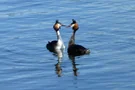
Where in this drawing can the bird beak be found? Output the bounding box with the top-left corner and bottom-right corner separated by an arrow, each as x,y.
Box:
59,22 -> 66,27
61,24 -> 66,27
66,24 -> 72,28
67,23 -> 75,28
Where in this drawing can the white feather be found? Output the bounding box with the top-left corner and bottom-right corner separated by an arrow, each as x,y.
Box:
71,24 -> 75,27
57,23 -> 61,28
56,31 -> 65,50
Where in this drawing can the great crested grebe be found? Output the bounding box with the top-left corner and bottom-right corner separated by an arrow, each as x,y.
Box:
67,19 -> 90,56
46,20 -> 65,53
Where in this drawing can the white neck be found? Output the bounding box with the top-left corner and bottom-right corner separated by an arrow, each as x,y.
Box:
56,31 -> 62,40
56,31 -> 65,49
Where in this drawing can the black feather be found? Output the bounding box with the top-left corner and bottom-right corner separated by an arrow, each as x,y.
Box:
68,44 -> 89,56
46,40 -> 57,52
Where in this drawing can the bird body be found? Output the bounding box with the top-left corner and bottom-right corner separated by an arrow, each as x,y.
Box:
68,44 -> 90,56
46,20 -> 65,53
67,19 -> 90,56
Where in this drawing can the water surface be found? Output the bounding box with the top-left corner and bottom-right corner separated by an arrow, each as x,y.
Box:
0,0 -> 135,90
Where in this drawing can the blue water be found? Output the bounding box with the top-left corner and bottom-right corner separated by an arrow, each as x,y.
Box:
0,0 -> 135,90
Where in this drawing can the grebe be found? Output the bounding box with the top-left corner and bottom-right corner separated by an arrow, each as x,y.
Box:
67,19 -> 90,56
46,20 -> 65,53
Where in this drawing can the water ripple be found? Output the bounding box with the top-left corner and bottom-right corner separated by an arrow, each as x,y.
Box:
0,0 -> 135,90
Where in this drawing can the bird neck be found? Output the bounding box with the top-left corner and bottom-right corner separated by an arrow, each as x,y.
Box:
56,30 -> 62,41
68,30 -> 76,47
56,30 -> 65,49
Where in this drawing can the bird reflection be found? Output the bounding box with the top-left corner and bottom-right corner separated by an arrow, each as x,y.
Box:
46,46 -> 63,77
69,55 -> 78,76
55,49 -> 63,77
55,61 -> 62,77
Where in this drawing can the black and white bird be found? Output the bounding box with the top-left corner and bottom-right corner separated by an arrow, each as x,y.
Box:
67,19 -> 90,56
46,20 -> 65,53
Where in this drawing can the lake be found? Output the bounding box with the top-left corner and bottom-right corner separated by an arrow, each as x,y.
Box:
0,0 -> 135,90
